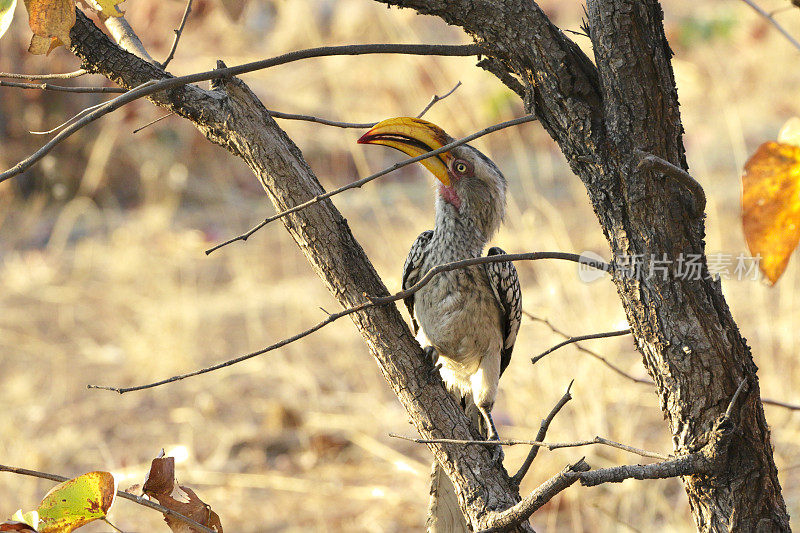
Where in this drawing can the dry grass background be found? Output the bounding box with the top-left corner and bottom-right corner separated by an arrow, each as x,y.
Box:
1,0 -> 799,531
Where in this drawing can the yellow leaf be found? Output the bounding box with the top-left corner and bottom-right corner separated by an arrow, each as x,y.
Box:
742,141 -> 800,284
83,0 -> 123,17
22,0 -> 75,51
9,509 -> 38,530
0,0 -> 16,40
37,471 -> 117,533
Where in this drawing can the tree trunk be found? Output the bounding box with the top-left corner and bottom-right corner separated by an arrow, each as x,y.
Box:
374,0 -> 790,530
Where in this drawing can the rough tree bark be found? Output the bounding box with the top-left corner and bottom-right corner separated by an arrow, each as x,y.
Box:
370,0 -> 790,531
57,0 -> 791,530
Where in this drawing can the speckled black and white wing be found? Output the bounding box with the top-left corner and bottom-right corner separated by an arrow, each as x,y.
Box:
401,230 -> 434,334
485,246 -> 522,375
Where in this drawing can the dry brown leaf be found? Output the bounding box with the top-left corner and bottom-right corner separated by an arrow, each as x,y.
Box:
142,454 -> 223,533
742,141 -> 800,284
22,0 -> 74,52
0,521 -> 38,532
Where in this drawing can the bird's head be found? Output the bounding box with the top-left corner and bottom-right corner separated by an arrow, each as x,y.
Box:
358,117 -> 507,239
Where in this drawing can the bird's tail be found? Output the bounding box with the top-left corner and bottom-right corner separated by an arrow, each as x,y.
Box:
427,460 -> 469,532
427,396 -> 486,532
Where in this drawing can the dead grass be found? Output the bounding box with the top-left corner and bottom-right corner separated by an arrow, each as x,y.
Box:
1,0 -> 799,531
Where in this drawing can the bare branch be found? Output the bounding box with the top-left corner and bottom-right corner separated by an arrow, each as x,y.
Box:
479,459 -> 591,533
416,81 -> 461,118
725,378 -> 750,419
390,433 -> 670,461
265,81 -> 461,129
531,328 -> 632,365
31,101 -> 109,135
0,42 -> 480,184
133,112 -> 177,134
87,251 -> 610,393
578,454 -> 704,487
762,398 -> 800,411
0,69 -> 88,80
0,80 -> 125,93
0,464 -> 215,533
266,111 -> 375,129
524,311 -> 651,384
740,0 -> 800,52
161,0 -> 194,68
512,380 -> 574,485
204,114 -> 537,254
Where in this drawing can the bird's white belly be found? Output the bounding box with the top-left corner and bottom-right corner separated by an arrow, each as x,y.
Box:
415,270 -> 503,374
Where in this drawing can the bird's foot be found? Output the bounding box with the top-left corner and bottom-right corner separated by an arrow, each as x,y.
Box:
423,346 -> 442,381
480,410 -> 504,463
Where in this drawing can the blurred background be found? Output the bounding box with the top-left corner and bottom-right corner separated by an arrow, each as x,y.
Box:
1,0 -> 799,530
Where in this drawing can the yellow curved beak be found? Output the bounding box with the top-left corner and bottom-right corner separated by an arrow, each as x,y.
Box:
358,117 -> 454,186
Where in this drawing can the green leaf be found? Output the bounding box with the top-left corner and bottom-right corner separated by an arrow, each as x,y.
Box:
0,0 -> 16,40
37,471 -> 117,533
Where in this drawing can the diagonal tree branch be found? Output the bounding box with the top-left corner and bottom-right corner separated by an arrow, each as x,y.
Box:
63,13 -> 529,530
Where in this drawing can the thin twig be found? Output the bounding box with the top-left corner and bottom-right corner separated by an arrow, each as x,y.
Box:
512,380 -> 574,485
389,433 -> 670,460
740,0 -> 800,52
204,114 -> 537,254
523,312 -> 799,412
133,111 -> 176,134
416,81 -> 461,118
524,311 -> 651,384
0,464 -> 215,533
265,81 -> 461,130
0,69 -> 88,80
0,43 -> 481,184
161,0 -> 194,68
267,111 -> 375,129
725,378 -> 749,419
762,398 -> 800,411
87,252 -> 611,393
30,101 -> 109,135
0,80 -> 125,93
531,329 -> 632,365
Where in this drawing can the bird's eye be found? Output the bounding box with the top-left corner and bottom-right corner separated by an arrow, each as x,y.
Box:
454,161 -> 469,174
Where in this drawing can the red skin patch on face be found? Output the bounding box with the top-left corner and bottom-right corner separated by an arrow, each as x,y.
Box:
439,183 -> 462,210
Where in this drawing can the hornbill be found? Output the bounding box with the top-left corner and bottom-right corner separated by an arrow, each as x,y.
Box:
359,117 -> 522,531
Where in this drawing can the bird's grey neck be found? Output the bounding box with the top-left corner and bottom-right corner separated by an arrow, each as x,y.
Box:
431,198 -> 488,260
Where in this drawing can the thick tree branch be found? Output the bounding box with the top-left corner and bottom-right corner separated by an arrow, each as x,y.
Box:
478,459 -> 591,533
